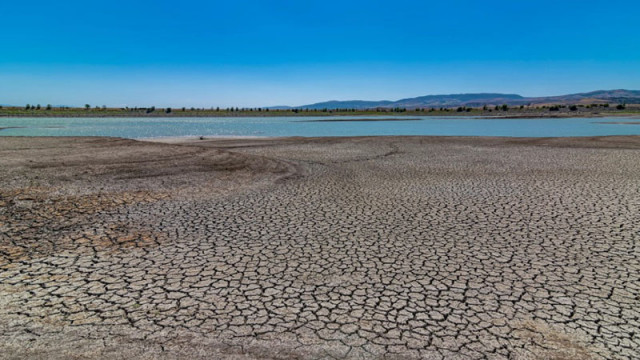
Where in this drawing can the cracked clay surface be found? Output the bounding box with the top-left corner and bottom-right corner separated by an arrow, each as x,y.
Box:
0,136 -> 639,359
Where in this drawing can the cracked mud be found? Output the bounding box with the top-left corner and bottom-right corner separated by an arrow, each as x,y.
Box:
1,136 -> 639,359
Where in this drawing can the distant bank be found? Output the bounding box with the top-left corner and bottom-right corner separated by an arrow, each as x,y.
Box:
1,105 -> 639,118
4,89 -> 640,118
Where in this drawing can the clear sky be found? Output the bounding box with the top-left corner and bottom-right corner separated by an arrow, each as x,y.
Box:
1,0 -> 639,107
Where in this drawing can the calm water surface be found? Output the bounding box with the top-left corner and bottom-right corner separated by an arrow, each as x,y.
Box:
1,116 -> 639,138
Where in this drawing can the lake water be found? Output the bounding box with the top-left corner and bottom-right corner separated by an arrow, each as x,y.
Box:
1,116 -> 639,138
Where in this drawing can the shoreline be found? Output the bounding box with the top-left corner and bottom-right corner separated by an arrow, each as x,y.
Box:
138,135 -> 640,151
1,111 -> 639,119
4,133 -> 640,143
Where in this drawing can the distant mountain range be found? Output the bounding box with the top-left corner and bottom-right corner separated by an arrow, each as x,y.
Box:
275,89 -> 640,109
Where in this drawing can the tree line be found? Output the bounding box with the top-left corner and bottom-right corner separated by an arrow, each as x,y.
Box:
14,103 -> 628,113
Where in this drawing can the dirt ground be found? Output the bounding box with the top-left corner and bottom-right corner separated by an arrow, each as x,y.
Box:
1,135 -> 639,359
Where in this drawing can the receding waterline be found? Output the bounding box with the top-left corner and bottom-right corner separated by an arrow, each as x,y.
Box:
293,118 -> 422,122
2,116 -> 640,138
593,121 -> 640,125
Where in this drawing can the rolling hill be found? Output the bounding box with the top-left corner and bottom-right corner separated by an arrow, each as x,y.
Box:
288,89 -> 640,109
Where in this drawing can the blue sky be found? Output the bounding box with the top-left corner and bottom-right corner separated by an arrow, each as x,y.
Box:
1,0 -> 639,107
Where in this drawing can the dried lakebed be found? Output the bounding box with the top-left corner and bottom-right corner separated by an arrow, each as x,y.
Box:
0,136 -> 639,359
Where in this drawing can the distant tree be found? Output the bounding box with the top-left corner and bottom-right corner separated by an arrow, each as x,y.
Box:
519,105 -> 524,109
549,105 -> 560,111
166,107 -> 172,113
85,104 -> 90,109
494,105 -> 500,111
569,105 -> 578,111
616,104 -> 626,110
190,107 -> 195,111
466,107 -> 472,112
102,105 -> 107,110
36,104 -> 41,110
25,104 -> 31,110
46,104 -> 52,110
501,104 -> 508,111
182,107 -> 186,112
482,105 -> 488,111
456,107 -> 464,112
603,103 -> 609,108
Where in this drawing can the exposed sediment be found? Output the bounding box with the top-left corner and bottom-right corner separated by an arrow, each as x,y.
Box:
1,136 -> 639,359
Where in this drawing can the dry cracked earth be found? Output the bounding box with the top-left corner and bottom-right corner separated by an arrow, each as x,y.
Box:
0,135 -> 639,359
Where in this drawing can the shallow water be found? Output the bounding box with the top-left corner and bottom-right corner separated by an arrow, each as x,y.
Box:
1,116 -> 639,138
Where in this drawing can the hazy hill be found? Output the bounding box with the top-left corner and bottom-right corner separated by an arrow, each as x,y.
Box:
393,93 -> 524,108
289,89 -> 640,109
294,100 -> 394,110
